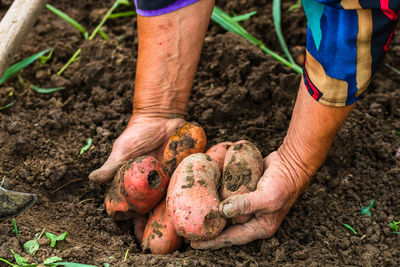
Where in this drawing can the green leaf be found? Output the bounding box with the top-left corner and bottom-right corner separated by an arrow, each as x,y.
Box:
103,264 -> 110,267
108,11 -> 136,19
12,218 -> 18,236
0,49 -> 51,85
0,257 -> 17,267
272,0 -> 295,64
44,256 -> 63,265
388,220 -> 400,233
289,0 -> 302,11
80,138 -> 93,155
46,232 -> 68,248
231,11 -> 257,22
31,85 -> 65,94
23,240 -> 40,256
361,198 -> 375,216
10,249 -> 38,267
0,101 -> 16,110
39,49 -> 54,65
211,6 -> 302,74
343,224 -> 358,235
46,4 -> 88,39
52,263 -> 98,267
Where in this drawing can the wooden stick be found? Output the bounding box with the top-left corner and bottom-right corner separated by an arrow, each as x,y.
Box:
0,0 -> 46,77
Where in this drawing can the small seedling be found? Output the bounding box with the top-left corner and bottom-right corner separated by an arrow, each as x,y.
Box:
0,49 -> 51,85
289,0 -> 302,11
80,138 -> 93,155
23,228 -> 45,256
211,7 -> 302,74
343,224 -> 358,235
231,11 -> 257,22
108,10 -> 136,19
385,63 -> 400,76
361,198 -> 375,216
10,249 -> 37,267
12,219 -> 18,236
57,0 -> 132,75
388,220 -> 400,234
272,0 -> 296,65
46,231 -> 68,248
31,85 -> 65,94
39,49 -> 54,65
124,249 -> 129,262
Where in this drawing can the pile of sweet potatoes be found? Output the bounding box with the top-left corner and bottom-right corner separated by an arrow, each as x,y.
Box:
104,122 -> 264,254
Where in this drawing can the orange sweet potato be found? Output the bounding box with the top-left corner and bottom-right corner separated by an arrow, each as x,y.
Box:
162,122 -> 207,177
220,140 -> 263,224
166,153 -> 226,241
142,198 -> 183,255
105,156 -> 169,219
205,142 -> 233,172
104,166 -> 136,220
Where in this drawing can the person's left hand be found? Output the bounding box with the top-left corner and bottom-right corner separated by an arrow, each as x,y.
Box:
191,151 -> 309,250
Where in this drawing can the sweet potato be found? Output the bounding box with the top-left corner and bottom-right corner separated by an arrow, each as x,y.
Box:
162,122 -> 207,177
167,153 -> 226,241
142,199 -> 183,255
205,142 -> 233,172
220,140 -> 263,224
104,166 -> 136,220
105,156 -> 169,219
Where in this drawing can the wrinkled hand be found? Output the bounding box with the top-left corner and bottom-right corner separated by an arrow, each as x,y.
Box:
191,151 -> 310,250
89,116 -> 185,183
89,115 -> 184,243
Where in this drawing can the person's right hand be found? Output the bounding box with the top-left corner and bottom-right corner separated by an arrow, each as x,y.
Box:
89,115 -> 185,183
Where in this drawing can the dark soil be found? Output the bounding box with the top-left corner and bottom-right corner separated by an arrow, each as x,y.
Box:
1,0 -> 399,266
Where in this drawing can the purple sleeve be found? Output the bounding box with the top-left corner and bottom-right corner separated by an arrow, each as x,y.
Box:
134,0 -> 199,16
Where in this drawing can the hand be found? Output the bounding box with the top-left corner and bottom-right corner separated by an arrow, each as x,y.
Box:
191,151 -> 310,250
89,115 -> 185,183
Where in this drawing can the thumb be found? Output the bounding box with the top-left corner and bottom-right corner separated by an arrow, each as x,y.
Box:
219,190 -> 268,219
88,156 -> 120,183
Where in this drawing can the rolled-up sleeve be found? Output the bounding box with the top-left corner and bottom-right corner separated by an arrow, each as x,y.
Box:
134,0 -> 199,16
302,0 -> 399,107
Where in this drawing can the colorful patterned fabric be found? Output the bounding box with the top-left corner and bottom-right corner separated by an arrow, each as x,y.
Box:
303,0 -> 400,106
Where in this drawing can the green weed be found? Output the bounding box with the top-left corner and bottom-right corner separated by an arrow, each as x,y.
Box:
80,138 -> 93,155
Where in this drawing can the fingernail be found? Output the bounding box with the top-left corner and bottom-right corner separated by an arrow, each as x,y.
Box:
222,202 -> 234,217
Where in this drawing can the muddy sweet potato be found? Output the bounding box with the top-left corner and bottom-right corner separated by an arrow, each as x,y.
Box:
166,153 -> 226,241
205,142 -> 233,172
142,198 -> 183,255
105,156 -> 169,219
104,166 -> 137,220
220,140 -> 263,224
162,122 -> 207,177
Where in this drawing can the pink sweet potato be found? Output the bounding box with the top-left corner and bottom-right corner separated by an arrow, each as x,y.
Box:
220,140 -> 263,224
205,142 -> 233,172
166,153 -> 226,241
105,156 -> 169,219
142,199 -> 183,255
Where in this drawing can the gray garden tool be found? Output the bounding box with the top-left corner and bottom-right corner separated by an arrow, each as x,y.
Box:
0,187 -> 37,219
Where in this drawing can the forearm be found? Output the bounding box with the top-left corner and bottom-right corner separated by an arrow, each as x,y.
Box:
133,0 -> 214,118
278,78 -> 355,194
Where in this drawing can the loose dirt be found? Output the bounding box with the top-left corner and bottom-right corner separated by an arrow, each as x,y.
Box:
0,0 -> 399,266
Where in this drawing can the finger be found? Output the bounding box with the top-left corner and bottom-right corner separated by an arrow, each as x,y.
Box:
191,217 -> 266,250
219,191 -> 267,219
89,157 -> 121,183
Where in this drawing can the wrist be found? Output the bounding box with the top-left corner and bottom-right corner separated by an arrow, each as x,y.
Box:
132,84 -> 187,119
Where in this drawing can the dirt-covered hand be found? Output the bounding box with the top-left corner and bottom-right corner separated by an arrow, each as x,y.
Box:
89,116 -> 185,183
191,151 -> 310,250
